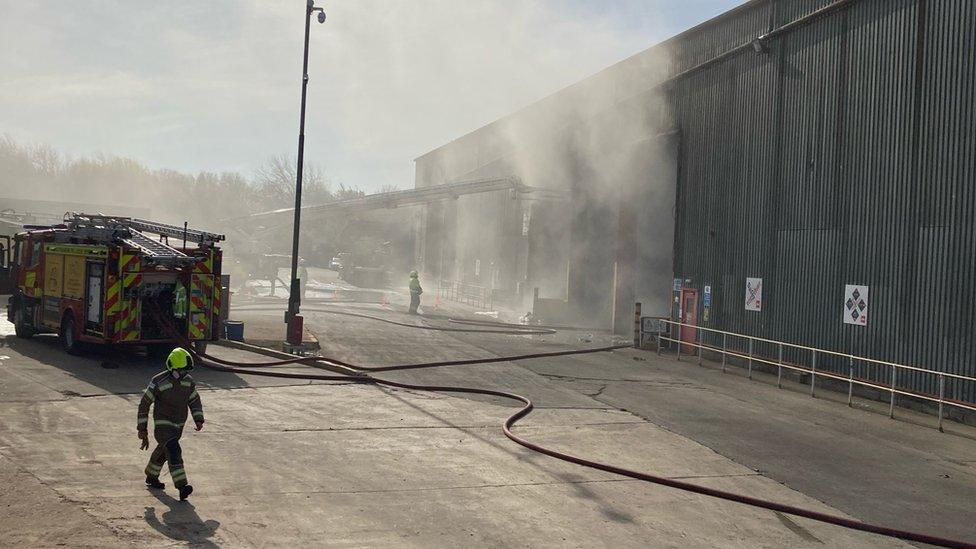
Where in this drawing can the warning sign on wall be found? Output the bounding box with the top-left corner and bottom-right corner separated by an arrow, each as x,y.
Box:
844,284 -> 868,326
745,278 -> 762,312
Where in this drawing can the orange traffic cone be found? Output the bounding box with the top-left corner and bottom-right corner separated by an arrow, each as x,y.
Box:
434,294 -> 442,310
380,293 -> 389,308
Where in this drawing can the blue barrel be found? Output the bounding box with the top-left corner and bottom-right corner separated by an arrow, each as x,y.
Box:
224,320 -> 245,342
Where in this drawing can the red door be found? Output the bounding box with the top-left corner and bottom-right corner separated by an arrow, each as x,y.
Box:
680,289 -> 698,355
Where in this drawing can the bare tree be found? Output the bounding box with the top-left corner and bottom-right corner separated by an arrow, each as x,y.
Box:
254,154 -> 333,209
0,137 -> 373,235
333,182 -> 366,201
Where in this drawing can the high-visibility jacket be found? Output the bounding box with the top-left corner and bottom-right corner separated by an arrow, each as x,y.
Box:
137,371 -> 204,432
409,277 -> 422,295
174,284 -> 188,319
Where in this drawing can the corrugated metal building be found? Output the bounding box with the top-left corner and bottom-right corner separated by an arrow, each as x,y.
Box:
414,0 -> 976,403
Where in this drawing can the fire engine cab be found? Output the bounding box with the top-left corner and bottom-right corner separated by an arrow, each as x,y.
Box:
6,213 -> 224,355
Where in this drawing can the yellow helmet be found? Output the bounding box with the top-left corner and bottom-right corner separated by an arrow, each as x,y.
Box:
166,347 -> 194,371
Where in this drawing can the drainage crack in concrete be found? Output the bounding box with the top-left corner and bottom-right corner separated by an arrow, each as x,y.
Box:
585,383 -> 609,399
96,473 -> 763,501
58,391 -> 110,399
533,372 -> 701,390
203,381 -> 360,392
0,398 -> 72,403
277,420 -> 645,433
533,372 -> 655,383
98,478 -> 639,499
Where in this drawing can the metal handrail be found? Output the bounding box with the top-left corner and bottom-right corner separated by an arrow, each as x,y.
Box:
652,318 -> 975,431
437,279 -> 494,311
659,319 -> 976,382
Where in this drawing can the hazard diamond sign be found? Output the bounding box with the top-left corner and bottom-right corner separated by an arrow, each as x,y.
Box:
843,284 -> 868,326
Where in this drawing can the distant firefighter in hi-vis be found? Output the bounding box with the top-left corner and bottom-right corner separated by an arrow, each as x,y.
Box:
137,347 -> 205,500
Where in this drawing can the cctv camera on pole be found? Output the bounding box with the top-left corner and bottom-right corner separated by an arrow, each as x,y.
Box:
286,0 -> 326,346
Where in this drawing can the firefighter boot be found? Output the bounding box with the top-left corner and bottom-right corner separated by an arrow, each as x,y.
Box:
179,484 -> 193,501
145,475 -> 165,489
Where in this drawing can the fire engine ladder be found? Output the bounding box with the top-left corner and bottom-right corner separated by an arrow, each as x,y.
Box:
129,218 -> 225,246
64,213 -> 222,263
122,230 -> 188,260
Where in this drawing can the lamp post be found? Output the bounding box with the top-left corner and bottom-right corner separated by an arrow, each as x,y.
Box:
286,0 -> 326,341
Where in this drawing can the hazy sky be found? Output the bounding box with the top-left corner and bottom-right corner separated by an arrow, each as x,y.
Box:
0,1 -> 741,192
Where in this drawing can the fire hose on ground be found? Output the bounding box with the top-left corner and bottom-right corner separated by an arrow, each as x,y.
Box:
231,304 -> 558,335
149,305 -> 975,549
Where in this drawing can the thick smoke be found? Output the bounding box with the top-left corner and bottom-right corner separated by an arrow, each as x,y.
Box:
419,46 -> 678,328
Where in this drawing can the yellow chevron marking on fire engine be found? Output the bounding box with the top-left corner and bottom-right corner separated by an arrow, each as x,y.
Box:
120,253 -> 141,273
118,274 -> 142,341
106,278 -> 122,337
192,249 -> 213,274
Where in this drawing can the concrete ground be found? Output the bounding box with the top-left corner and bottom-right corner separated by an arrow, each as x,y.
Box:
0,291 -> 968,547
231,293 -> 976,546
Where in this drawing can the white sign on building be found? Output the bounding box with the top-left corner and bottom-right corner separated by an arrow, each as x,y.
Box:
745,277 -> 762,311
844,284 -> 869,326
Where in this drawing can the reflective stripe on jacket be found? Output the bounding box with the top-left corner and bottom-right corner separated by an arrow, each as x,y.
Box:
137,371 -> 204,431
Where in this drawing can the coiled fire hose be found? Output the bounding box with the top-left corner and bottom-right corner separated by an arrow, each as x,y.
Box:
149,306 -> 975,549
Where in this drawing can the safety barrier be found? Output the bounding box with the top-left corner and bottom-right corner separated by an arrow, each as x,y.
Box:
648,318 -> 976,432
437,279 -> 493,310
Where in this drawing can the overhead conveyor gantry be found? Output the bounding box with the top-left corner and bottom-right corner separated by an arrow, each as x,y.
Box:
228,176 -> 567,230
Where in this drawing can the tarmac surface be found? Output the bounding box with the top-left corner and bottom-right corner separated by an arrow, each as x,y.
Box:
0,283 -> 971,547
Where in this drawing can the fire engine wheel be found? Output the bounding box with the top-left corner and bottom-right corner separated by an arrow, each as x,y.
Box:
192,341 -> 208,355
60,315 -> 82,355
13,307 -> 34,339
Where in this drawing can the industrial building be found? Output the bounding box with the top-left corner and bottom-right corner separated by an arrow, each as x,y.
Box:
412,0 -> 976,403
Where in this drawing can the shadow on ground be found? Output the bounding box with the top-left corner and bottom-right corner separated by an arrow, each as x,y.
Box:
144,489 -> 220,548
1,333 -> 254,395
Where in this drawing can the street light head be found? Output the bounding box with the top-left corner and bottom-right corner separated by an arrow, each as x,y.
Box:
317,10 -> 326,23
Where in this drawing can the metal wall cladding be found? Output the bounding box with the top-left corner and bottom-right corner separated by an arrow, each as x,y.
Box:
669,1 -> 771,73
672,0 -> 976,403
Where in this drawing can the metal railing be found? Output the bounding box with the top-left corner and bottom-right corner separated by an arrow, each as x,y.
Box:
649,319 -> 976,432
437,279 -> 493,310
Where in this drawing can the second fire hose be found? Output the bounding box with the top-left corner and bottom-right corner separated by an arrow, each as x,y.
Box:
149,304 -> 976,549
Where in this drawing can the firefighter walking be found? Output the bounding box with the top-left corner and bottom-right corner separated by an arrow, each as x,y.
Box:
138,347 -> 205,501
408,270 -> 423,314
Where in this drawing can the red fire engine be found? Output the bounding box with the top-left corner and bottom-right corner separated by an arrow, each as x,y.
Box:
6,213 -> 223,355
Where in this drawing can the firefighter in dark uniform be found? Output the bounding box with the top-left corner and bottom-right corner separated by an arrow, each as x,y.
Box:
138,347 -> 205,500
408,270 -> 423,314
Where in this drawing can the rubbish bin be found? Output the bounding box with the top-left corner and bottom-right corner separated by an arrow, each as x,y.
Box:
225,320 -> 245,342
